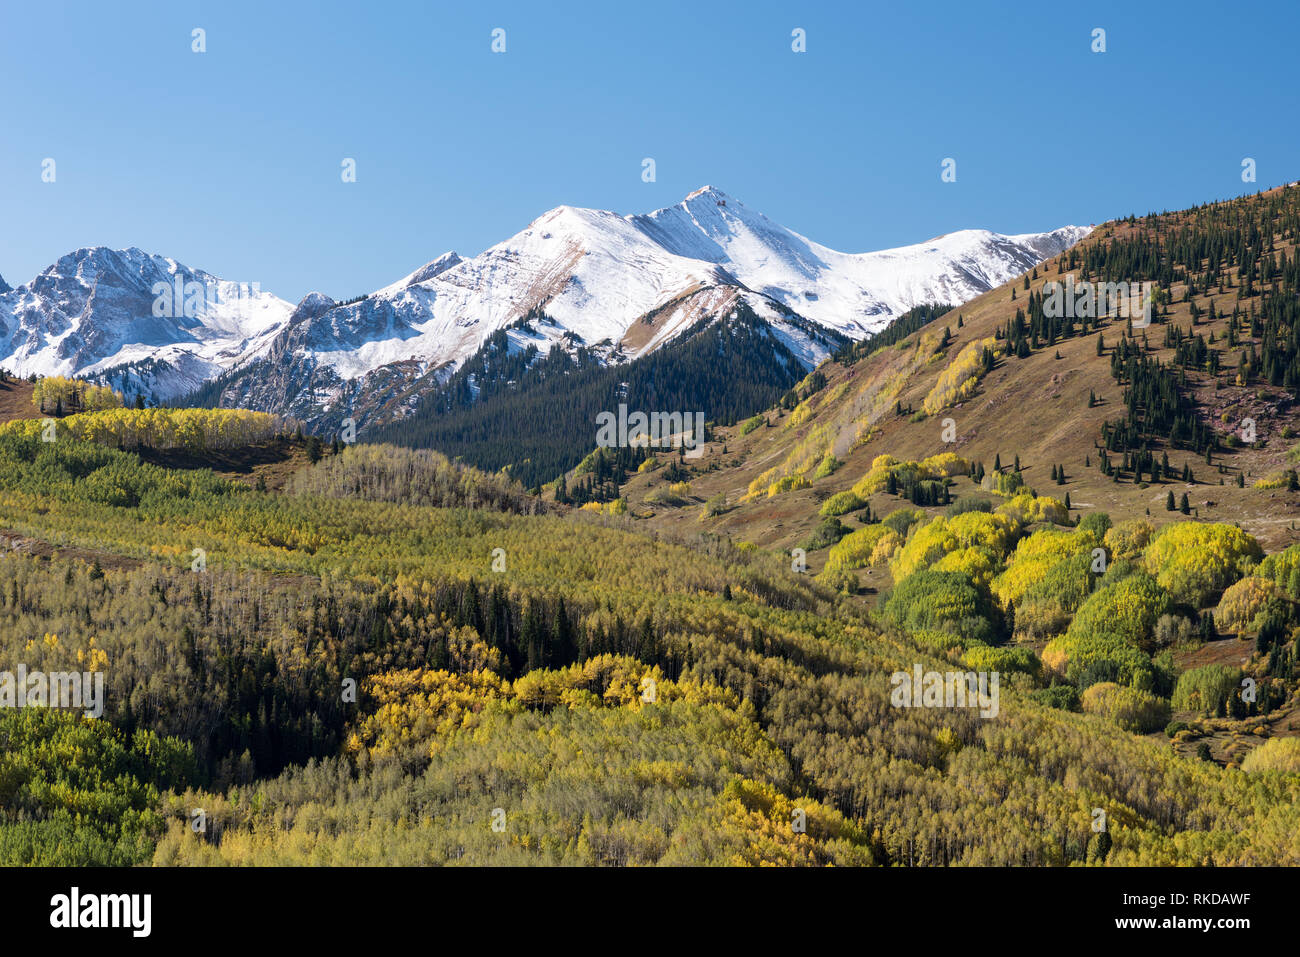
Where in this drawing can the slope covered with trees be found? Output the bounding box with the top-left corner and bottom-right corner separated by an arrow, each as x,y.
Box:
0,408 -> 1296,866
367,305 -> 837,489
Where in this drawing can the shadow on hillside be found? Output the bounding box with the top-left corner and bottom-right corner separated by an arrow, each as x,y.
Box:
135,437 -> 299,476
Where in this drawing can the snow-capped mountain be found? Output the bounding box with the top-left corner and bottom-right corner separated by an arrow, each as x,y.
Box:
1,187 -> 1089,424
259,186 -> 1088,390
0,247 -> 291,398
632,187 -> 1090,338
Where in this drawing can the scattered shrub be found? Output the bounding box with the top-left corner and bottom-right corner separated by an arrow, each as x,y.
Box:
1103,519 -> 1155,561
881,507 -> 924,538
803,517 -> 850,552
824,525 -> 901,572
945,495 -> 993,517
819,490 -> 866,518
1241,737 -> 1300,774
1214,577 -> 1278,634
1029,684 -> 1080,712
962,645 -> 1040,680
1171,665 -> 1242,717
883,570 -> 1001,645
1143,522 -> 1263,607
1080,682 -> 1171,733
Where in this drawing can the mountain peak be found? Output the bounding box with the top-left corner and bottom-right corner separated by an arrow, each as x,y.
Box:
683,185 -> 733,204
378,251 -> 465,295
407,250 -> 463,284
0,272 -> 9,295
288,292 -> 338,326
296,291 -> 336,310
0,247 -> 291,396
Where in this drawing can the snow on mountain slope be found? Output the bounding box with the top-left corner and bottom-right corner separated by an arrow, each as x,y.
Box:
283,202 -> 743,385
375,251 -> 464,296
3,189 -> 1089,418
634,186 -> 1091,338
0,247 -> 291,398
275,187 -> 1089,388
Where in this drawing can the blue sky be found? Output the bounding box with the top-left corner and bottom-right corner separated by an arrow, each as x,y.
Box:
2,0 -> 1297,301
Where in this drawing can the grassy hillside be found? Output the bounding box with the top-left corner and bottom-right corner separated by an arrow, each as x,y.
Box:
0,377 -> 35,424
630,184 -> 1300,560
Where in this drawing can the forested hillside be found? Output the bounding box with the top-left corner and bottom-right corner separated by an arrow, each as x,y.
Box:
0,405 -> 1297,865
367,304 -> 841,489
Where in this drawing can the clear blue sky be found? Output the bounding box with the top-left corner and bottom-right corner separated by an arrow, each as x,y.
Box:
2,0 -> 1297,301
